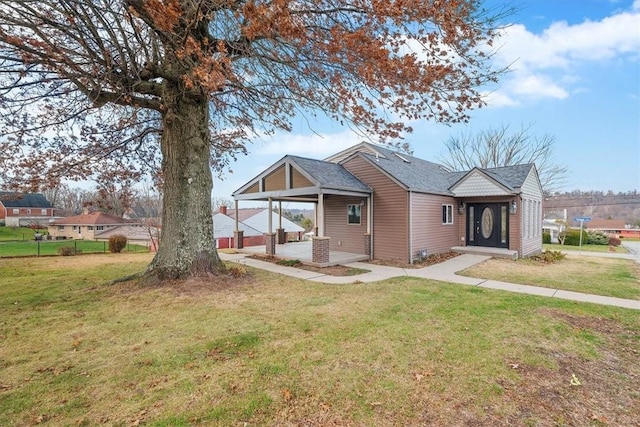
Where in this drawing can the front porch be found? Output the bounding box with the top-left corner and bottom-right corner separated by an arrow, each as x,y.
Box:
238,240 -> 370,267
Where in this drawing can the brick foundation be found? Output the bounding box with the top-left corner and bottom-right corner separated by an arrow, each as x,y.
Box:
276,228 -> 286,245
265,233 -> 276,256
312,236 -> 330,264
364,233 -> 371,257
233,230 -> 244,249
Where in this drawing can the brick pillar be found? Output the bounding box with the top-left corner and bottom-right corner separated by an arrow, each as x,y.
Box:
312,236 -> 330,264
364,233 -> 371,257
276,228 -> 286,245
265,233 -> 276,256
233,230 -> 244,249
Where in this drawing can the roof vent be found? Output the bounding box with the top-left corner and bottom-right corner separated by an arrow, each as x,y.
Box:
393,152 -> 410,163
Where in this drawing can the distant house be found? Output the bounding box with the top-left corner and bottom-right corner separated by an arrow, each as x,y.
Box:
94,225 -> 161,251
0,192 -> 56,227
213,210 -> 263,248
542,219 -> 566,243
225,206 -> 305,243
233,142 -> 543,264
580,219 -> 625,235
48,210 -> 135,240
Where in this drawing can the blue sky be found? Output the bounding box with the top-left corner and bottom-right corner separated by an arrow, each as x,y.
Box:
215,0 -> 640,202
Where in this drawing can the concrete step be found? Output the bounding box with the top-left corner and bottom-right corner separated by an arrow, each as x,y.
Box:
452,246 -> 518,260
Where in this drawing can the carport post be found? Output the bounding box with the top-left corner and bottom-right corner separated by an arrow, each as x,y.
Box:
317,193 -> 325,237
268,197 -> 273,234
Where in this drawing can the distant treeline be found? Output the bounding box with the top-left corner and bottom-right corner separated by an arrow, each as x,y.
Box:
544,190 -> 640,225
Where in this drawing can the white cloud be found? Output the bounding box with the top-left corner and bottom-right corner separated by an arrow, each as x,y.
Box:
508,74 -> 569,99
481,90 -> 520,107
489,4 -> 640,105
257,130 -> 365,158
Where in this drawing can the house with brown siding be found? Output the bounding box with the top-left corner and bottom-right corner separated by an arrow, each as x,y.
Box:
233,142 -> 543,265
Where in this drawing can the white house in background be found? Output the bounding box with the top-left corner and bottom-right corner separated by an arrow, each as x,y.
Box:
226,208 -> 305,242
542,219 -> 566,243
94,225 -> 161,251
213,211 -> 263,248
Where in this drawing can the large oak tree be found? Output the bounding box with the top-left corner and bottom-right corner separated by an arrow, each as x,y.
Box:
0,0 -> 509,283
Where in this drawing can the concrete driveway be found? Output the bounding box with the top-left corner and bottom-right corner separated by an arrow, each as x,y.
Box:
622,240 -> 640,254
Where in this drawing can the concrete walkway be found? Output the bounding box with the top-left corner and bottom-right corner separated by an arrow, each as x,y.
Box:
220,251 -> 640,311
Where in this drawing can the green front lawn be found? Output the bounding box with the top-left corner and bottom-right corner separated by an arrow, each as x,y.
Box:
0,254 -> 638,426
0,240 -> 149,257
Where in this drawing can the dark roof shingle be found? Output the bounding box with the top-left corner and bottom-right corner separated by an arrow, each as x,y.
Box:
0,192 -> 52,208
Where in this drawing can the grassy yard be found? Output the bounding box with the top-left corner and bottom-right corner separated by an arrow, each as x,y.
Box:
0,240 -> 149,257
461,255 -> 640,300
0,227 -> 37,242
544,243 -> 628,253
1,254 -> 639,426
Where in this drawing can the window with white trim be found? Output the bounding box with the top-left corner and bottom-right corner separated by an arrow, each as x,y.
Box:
96,225 -> 104,231
442,204 -> 454,224
41,209 -> 47,215
12,208 -> 19,214
347,204 -> 361,225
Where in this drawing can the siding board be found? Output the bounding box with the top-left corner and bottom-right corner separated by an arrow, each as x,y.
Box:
343,156 -> 408,261
411,193 -> 459,259
324,195 -> 367,254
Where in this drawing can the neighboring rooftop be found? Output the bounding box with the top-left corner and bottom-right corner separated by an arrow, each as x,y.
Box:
51,211 -> 132,226
0,192 -> 52,208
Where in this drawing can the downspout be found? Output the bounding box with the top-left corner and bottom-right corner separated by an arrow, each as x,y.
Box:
367,195 -> 372,259
409,190 -> 413,264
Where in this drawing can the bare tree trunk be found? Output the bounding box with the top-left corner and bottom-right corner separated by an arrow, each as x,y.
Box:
142,85 -> 225,283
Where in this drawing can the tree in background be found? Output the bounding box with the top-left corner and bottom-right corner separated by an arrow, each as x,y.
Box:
439,125 -> 568,195
0,0 -> 511,283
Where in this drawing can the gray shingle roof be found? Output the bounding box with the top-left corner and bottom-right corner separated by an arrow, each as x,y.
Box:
349,144 -> 534,195
0,192 -> 52,208
288,155 -> 372,193
482,164 -> 534,190
357,145 -> 456,195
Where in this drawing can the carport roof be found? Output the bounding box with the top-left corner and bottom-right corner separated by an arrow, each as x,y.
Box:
233,154 -> 371,201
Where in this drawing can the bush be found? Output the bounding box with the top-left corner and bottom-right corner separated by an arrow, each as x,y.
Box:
608,236 -> 622,247
586,231 -> 609,245
561,229 -> 588,246
277,259 -> 301,267
542,232 -> 551,244
108,235 -> 127,253
530,250 -> 566,264
58,246 -> 81,256
228,265 -> 247,278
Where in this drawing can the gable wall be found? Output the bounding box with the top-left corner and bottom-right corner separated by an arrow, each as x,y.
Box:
411,193 -> 459,259
324,195 -> 368,254
453,171 -> 510,197
0,202 -> 5,220
291,167 -> 313,188
264,165 -> 286,191
343,156 -> 409,262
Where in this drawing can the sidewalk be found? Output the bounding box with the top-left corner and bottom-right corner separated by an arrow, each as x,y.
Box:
220,252 -> 640,311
